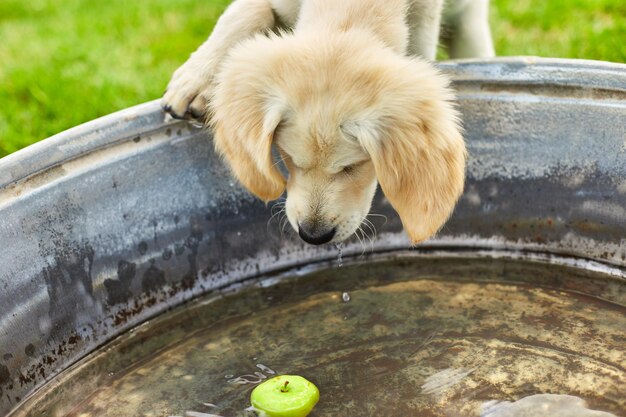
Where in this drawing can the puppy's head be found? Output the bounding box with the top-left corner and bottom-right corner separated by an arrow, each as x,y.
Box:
210,31 -> 465,245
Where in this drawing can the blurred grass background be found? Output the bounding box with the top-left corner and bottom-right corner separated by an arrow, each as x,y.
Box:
0,0 -> 624,157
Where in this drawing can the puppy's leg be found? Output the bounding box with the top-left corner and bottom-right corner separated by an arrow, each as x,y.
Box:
445,0 -> 494,58
162,0 -> 276,119
406,0 -> 445,60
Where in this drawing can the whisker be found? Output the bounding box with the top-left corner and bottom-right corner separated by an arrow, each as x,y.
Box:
269,203 -> 285,217
358,217 -> 375,252
272,156 -> 286,168
270,198 -> 286,206
270,207 -> 285,218
362,218 -> 377,241
267,208 -> 285,231
354,226 -> 365,256
280,214 -> 291,236
268,198 -> 287,233
362,226 -> 373,254
360,227 -> 373,256
367,212 -> 388,225
363,225 -> 375,252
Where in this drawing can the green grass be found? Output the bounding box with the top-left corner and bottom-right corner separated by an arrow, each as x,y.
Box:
0,0 -> 229,157
0,0 -> 624,157
491,0 -> 626,61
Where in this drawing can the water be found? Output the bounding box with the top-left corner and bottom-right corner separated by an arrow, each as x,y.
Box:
335,243 -> 343,267
11,257 -> 626,417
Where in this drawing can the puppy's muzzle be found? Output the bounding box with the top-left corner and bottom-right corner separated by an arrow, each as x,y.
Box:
298,221 -> 336,245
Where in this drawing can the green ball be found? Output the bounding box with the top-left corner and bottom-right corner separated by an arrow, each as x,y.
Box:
250,375 -> 319,417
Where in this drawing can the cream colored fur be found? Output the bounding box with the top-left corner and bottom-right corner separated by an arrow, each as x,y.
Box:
163,0 -> 494,245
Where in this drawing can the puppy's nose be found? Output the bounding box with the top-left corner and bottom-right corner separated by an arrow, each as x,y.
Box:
298,223 -> 336,245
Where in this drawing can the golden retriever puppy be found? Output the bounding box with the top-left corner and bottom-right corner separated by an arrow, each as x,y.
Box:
162,0 -> 494,245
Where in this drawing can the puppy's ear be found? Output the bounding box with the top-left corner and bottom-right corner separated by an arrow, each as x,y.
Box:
209,37 -> 288,202
345,58 -> 466,244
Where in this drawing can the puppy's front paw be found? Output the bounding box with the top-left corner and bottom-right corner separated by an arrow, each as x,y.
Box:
162,61 -> 213,121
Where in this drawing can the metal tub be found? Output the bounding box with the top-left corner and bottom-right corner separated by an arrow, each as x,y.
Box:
0,57 -> 624,415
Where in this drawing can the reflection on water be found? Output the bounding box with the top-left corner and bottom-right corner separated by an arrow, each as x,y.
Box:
482,394 -> 618,417
181,411 -> 228,417
227,364 -> 276,385
421,367 -> 475,395
10,257 -> 625,417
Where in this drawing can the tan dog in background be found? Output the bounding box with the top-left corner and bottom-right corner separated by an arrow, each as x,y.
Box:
162,0 -> 494,245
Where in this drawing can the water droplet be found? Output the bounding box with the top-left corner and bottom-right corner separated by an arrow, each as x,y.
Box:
108,372 -> 114,377
342,292 -> 351,302
335,243 -> 344,267
224,374 -> 234,379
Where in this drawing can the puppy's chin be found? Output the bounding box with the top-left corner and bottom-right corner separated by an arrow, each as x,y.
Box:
333,214 -> 372,243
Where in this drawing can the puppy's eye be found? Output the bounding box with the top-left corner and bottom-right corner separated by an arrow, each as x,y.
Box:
342,164 -> 356,174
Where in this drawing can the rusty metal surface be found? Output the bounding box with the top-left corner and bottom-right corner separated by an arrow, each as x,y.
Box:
0,57 -> 625,414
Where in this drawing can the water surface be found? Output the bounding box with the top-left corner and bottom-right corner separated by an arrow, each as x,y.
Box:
12,257 -> 626,417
